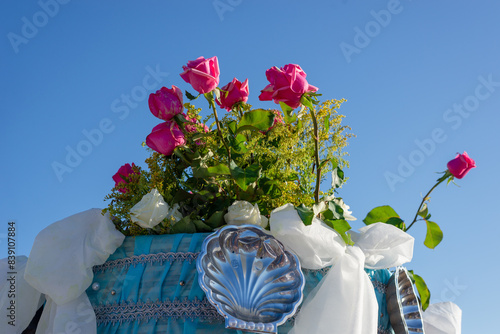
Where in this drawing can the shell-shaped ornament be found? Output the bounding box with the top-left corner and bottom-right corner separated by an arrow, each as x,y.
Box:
197,224 -> 305,333
387,266 -> 425,334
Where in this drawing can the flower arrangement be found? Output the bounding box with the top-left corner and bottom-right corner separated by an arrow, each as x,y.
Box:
103,56 -> 475,311
104,56 -> 353,238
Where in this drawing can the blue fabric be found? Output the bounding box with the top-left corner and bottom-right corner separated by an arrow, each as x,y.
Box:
365,268 -> 395,334
87,234 -> 392,333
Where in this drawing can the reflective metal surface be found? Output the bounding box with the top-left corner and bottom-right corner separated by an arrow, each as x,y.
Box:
387,266 -> 425,334
196,225 -> 305,333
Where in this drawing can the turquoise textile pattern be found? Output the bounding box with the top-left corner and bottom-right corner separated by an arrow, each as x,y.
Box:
365,268 -> 395,334
87,234 -> 393,333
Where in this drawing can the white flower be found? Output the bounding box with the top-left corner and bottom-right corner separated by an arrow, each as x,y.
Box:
323,195 -> 357,221
336,198 -> 356,221
130,188 -> 169,229
167,203 -> 183,223
224,201 -> 268,228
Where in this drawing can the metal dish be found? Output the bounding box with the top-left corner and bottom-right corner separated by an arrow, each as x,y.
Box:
386,266 -> 425,334
196,225 -> 305,333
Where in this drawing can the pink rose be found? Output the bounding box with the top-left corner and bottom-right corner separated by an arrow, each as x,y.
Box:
146,121 -> 186,156
447,152 -> 476,179
112,163 -> 138,193
180,56 -> 220,94
216,78 -> 249,111
259,64 -> 318,109
148,86 -> 184,121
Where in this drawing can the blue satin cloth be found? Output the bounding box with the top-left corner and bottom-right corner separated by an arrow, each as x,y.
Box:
87,234 -> 393,333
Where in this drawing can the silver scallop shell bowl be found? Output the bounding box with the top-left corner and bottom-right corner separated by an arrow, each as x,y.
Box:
387,266 -> 425,334
196,224 -> 305,333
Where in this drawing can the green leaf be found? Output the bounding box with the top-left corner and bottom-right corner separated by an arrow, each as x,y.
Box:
236,109 -> 275,133
279,101 -> 297,123
230,133 -> 248,154
229,161 -> 261,191
323,219 -> 352,245
171,216 -> 197,233
296,204 -> 314,226
172,189 -> 192,204
206,211 -> 226,229
408,270 -> 431,311
260,178 -> 282,198
300,95 -> 314,110
207,164 -> 230,175
185,90 -> 199,100
385,217 -> 406,230
192,219 -> 214,232
332,219 -> 351,235
424,220 -> 443,249
319,159 -> 330,170
323,116 -> 330,131
363,205 -> 401,225
331,167 -> 344,189
227,120 -> 237,134
323,201 -> 344,220
192,166 -> 209,178
418,203 -> 429,219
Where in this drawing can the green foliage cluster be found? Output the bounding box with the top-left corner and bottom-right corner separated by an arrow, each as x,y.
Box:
104,94 -> 353,237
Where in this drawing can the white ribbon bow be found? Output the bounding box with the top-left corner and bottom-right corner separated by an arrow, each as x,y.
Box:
270,204 -> 414,334
24,209 -> 125,334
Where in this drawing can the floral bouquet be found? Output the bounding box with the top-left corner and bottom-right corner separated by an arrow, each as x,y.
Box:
104,56 -> 353,240
104,55 -> 475,320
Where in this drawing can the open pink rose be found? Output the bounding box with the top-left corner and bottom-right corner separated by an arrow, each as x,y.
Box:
447,152 -> 476,179
148,86 -> 184,121
112,163 -> 139,193
180,56 -> 220,94
216,78 -> 249,111
259,64 -> 318,109
146,121 -> 186,156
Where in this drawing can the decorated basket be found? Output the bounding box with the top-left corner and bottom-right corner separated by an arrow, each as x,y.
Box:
87,233 -> 397,334
4,55 -> 468,334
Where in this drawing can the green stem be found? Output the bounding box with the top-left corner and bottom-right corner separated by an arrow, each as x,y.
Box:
206,92 -> 233,198
406,171 -> 451,231
207,93 -> 231,164
308,106 -> 321,204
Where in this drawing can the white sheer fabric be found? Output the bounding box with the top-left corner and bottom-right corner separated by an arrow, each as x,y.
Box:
423,302 -> 462,334
24,208 -> 125,334
0,256 -> 45,334
269,204 -> 414,334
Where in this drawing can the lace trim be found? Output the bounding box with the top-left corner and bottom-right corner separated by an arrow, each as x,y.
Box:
371,279 -> 388,294
302,267 -> 331,276
94,297 -> 223,325
93,252 -> 199,272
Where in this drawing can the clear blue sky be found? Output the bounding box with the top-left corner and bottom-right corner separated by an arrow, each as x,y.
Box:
1,1 -> 499,331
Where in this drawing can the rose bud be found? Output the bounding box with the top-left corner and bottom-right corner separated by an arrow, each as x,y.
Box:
148,86 -> 184,121
447,152 -> 476,179
146,120 -> 186,156
259,64 -> 318,109
180,56 -> 220,94
216,78 -> 249,111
